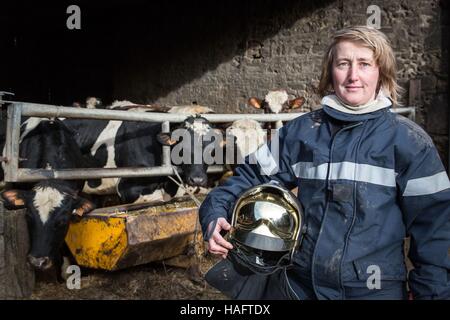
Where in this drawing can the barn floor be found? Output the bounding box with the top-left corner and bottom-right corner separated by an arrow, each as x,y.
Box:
30,254 -> 227,300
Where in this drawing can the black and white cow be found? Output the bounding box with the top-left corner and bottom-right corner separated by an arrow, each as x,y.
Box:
248,90 -> 305,132
62,104 -> 220,203
0,118 -> 96,271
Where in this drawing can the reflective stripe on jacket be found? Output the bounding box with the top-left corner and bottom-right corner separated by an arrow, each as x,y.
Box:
199,105 -> 450,300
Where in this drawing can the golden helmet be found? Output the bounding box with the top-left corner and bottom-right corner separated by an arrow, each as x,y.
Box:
228,181 -> 304,272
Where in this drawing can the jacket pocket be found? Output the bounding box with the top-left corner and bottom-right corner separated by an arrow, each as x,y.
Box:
342,259 -> 407,282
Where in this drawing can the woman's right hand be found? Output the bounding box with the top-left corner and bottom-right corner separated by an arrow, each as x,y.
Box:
207,217 -> 234,259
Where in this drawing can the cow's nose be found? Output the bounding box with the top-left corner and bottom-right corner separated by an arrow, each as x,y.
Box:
187,176 -> 207,187
28,255 -> 53,270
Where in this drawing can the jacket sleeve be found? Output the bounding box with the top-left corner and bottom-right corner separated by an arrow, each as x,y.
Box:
199,126 -> 298,240
396,142 -> 450,299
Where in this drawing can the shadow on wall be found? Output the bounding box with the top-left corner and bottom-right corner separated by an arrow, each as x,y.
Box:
0,0 -> 335,106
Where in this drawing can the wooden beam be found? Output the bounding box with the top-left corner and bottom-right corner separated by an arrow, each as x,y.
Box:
0,203 -> 35,299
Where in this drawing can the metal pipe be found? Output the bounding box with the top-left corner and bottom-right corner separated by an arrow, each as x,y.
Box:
17,101 -> 414,122
19,103 -> 303,123
16,165 -> 225,182
3,102 -> 417,183
390,107 -> 416,120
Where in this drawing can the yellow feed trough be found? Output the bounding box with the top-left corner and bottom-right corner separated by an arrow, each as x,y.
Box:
65,196 -> 205,271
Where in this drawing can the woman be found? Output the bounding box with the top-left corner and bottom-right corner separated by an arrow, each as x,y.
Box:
199,26 -> 450,299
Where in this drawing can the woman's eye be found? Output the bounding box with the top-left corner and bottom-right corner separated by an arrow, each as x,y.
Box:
337,62 -> 349,68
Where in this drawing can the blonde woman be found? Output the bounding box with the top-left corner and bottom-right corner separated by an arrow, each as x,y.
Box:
200,26 -> 449,300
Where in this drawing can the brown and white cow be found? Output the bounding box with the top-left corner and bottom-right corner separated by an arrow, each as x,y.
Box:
248,90 -> 305,132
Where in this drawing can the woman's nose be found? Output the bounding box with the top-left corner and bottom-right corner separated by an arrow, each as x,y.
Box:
348,66 -> 359,82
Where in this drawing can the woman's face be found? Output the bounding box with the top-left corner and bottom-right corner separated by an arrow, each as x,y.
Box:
331,40 -> 380,106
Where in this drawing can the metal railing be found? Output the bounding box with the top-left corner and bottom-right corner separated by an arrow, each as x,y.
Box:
1,101 -> 416,182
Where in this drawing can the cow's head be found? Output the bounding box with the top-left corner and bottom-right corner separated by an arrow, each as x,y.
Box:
157,115 -> 222,187
248,90 -> 305,114
85,97 -> 102,109
224,119 -> 266,172
0,181 -> 94,270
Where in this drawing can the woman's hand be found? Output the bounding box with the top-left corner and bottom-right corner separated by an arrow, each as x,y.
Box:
207,217 -> 234,259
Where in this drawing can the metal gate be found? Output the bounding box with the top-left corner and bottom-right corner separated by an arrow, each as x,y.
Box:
1,101 -> 416,183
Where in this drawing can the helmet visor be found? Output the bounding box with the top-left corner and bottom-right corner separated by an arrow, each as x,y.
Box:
235,197 -> 297,240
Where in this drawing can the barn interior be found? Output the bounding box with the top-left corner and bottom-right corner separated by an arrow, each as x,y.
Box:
0,0 -> 449,300
0,0 -> 332,106
1,0 -> 448,166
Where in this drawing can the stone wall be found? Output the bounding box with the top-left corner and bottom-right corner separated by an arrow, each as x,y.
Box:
1,1 -> 447,167
111,0 -> 449,167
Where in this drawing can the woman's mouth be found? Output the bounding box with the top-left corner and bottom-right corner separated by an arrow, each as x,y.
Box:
345,86 -> 363,91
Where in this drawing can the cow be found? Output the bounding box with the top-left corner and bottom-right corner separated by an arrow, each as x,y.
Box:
248,90 -> 305,132
85,97 -> 102,109
209,119 -> 267,186
71,97 -> 102,109
0,118 -> 96,272
62,103 -> 220,204
224,119 -> 266,171
106,100 -> 214,114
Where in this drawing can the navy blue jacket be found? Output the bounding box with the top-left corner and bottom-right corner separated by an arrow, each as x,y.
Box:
199,106 -> 450,300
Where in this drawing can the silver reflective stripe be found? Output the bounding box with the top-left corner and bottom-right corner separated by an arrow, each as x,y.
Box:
250,144 -> 278,175
354,163 -> 396,187
291,161 -> 396,187
403,171 -> 450,196
291,162 -> 328,180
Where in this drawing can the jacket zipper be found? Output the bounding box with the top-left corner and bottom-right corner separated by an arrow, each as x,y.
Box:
310,121 -> 363,299
338,121 -> 367,298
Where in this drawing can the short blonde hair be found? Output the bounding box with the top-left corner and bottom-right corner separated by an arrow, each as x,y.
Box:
318,26 -> 402,106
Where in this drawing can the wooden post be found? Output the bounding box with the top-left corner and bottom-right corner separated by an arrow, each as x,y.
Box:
4,103 -> 22,182
0,202 -> 35,299
408,79 -> 421,121
408,80 -> 421,105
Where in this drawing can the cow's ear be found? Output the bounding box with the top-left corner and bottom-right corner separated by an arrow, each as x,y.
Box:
72,197 -> 95,218
248,97 -> 262,109
157,132 -> 178,146
0,190 -> 28,209
287,97 -> 305,110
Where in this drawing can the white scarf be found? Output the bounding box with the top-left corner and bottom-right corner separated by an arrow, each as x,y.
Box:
321,90 -> 392,114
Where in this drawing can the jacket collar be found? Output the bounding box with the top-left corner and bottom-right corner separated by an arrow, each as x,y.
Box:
322,105 -> 391,122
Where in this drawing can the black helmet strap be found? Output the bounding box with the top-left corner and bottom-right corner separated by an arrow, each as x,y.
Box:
228,242 -> 292,276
